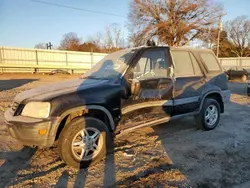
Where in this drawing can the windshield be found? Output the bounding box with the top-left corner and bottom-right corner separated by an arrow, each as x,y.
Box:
81,49 -> 136,80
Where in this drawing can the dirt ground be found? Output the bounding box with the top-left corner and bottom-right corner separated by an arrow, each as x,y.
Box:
0,73 -> 250,188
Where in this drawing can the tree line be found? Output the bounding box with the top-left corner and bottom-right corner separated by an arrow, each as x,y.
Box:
35,23 -> 126,53
35,0 -> 250,57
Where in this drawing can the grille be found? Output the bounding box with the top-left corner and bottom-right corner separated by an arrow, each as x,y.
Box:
11,102 -> 19,115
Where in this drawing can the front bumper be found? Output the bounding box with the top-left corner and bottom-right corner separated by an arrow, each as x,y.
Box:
4,109 -> 58,148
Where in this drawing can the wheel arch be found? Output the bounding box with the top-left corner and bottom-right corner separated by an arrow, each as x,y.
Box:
53,105 -> 115,141
199,91 -> 224,113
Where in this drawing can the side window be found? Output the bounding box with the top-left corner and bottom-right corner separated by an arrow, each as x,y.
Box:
190,53 -> 202,75
134,49 -> 169,79
136,57 -> 150,73
171,51 -> 194,76
200,53 -> 220,71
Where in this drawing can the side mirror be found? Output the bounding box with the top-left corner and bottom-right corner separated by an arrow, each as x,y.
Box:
131,79 -> 140,96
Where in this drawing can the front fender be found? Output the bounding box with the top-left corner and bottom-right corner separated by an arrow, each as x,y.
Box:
60,105 -> 115,130
49,105 -> 115,144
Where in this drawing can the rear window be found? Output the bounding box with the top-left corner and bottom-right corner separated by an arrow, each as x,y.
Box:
200,53 -> 220,71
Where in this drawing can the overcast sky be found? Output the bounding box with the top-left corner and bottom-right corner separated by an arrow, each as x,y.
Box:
0,0 -> 249,48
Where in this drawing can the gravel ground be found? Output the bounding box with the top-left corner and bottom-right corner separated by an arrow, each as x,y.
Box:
0,74 -> 250,188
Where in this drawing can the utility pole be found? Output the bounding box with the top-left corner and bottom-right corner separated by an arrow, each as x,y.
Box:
46,42 -> 53,50
216,13 -> 226,57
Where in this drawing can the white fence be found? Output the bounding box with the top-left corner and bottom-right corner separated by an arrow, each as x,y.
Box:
0,46 -> 107,73
1,46 -> 250,73
218,57 -> 250,71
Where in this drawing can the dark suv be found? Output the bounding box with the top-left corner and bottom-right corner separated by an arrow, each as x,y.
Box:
5,46 -> 230,168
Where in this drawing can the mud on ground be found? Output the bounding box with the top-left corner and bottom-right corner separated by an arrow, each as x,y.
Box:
0,74 -> 250,188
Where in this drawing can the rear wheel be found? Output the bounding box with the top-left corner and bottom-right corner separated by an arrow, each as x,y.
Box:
242,74 -> 247,82
58,117 -> 112,168
195,98 -> 220,131
247,87 -> 250,96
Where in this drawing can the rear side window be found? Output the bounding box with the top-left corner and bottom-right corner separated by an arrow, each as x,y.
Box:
171,51 -> 194,76
200,53 -> 220,71
190,53 -> 202,75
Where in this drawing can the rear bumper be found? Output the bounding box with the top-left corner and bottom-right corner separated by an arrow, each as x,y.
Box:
221,90 -> 231,103
4,109 -> 57,148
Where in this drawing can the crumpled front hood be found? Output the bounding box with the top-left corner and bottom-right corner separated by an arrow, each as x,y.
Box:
14,78 -> 108,103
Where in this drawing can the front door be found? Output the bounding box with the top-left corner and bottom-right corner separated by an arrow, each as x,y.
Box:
120,48 -> 173,131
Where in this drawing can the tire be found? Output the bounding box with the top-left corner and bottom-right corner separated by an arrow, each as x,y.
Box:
242,74 -> 247,82
58,117 -> 112,168
247,87 -> 250,97
195,98 -> 221,131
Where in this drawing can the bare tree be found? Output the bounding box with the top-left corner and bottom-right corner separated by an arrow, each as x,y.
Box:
88,32 -> 103,49
89,23 -> 126,53
104,25 -> 113,52
199,28 -> 234,57
111,23 -> 122,48
199,28 -> 218,49
79,42 -> 101,52
58,32 -> 82,51
34,43 -> 47,49
225,16 -> 250,57
129,0 -> 223,47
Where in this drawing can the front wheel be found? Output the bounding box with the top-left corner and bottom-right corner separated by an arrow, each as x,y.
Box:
195,98 -> 221,131
58,117 -> 112,168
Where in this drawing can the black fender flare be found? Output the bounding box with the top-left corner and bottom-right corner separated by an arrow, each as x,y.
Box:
52,105 -> 115,138
86,105 -> 115,130
198,90 -> 223,113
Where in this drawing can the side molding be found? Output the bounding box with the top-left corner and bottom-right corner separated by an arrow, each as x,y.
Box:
121,100 -> 173,115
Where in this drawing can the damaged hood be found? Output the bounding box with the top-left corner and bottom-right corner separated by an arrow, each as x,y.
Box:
14,78 -> 109,103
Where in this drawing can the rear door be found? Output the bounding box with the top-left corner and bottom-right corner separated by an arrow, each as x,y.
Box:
171,50 -> 205,115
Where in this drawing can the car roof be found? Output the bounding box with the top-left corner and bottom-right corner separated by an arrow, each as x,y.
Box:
169,46 -> 213,53
128,46 -> 213,53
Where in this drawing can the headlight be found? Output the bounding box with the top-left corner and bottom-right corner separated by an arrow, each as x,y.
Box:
21,102 -> 51,118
